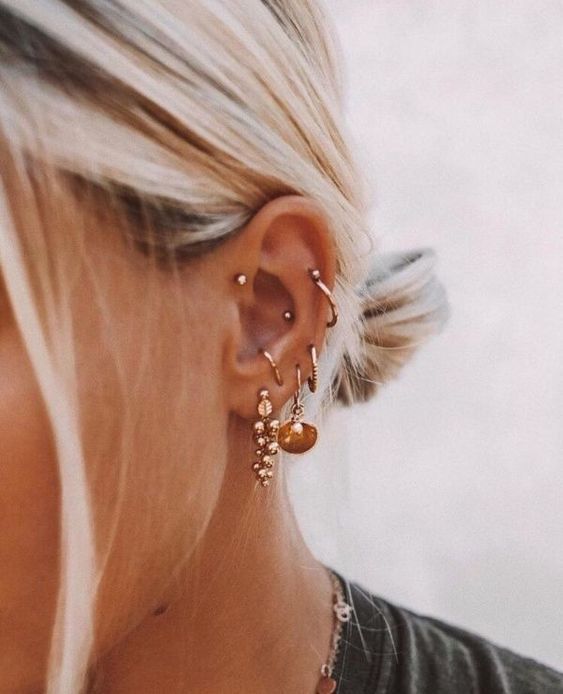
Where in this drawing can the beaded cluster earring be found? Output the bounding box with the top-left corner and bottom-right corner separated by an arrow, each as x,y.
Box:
251,390 -> 281,487
234,268 -> 336,487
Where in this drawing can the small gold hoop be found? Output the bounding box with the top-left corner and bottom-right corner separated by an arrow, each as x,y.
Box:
307,344 -> 318,393
259,349 -> 284,387
308,268 -> 338,327
293,363 -> 303,410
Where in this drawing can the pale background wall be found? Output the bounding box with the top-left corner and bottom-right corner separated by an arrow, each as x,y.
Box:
290,1 -> 563,671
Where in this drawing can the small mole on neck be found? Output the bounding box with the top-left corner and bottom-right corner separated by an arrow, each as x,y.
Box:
153,603 -> 169,617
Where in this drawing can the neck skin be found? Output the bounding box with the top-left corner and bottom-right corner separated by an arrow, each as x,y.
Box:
91,415 -> 335,694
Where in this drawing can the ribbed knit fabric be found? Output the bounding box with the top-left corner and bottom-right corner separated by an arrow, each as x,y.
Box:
328,567 -> 563,694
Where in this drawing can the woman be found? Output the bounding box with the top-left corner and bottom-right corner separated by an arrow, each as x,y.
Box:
0,2 -> 561,693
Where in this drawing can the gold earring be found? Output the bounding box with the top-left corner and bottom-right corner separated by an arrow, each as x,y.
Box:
282,310 -> 294,322
278,364 -> 318,454
259,348 -> 283,387
308,268 -> 338,327
251,389 -> 280,487
307,344 -> 318,393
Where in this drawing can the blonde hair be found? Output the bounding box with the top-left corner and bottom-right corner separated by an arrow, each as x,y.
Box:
0,1 -> 448,691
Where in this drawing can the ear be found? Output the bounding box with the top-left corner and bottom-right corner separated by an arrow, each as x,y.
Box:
219,195 -> 337,419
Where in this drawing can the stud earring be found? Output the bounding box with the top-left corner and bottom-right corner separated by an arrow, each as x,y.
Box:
278,364 -> 318,454
283,310 -> 294,322
234,273 -> 248,286
259,348 -> 284,387
307,344 -> 318,393
251,389 -> 280,486
308,268 -> 338,327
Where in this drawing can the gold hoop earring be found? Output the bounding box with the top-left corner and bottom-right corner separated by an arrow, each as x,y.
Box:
251,389 -> 280,487
259,348 -> 283,387
308,268 -> 338,327
307,344 -> 318,393
278,364 -> 318,454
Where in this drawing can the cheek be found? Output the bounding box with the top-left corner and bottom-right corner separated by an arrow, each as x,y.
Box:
0,328 -> 59,687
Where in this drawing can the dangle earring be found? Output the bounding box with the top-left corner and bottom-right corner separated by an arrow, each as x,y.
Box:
251,349 -> 283,487
278,364 -> 318,454
251,390 -> 281,487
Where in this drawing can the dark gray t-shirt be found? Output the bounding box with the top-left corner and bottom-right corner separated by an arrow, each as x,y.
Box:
329,568 -> 563,693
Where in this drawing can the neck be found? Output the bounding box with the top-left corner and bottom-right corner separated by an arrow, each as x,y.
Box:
91,415 -> 334,694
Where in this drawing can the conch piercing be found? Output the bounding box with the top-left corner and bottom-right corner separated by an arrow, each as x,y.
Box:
251,389 -> 280,487
278,364 -> 318,454
283,310 -> 294,322
259,348 -> 284,387
308,268 -> 338,327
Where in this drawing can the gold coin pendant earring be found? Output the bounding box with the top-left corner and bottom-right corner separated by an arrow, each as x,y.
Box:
278,364 -> 318,454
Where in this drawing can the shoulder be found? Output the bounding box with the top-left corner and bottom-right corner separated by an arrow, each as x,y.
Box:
334,572 -> 563,694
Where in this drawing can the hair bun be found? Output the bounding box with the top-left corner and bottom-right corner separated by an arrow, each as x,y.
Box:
335,248 -> 449,406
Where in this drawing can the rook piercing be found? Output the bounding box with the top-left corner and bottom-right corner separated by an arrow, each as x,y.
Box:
308,268 -> 338,327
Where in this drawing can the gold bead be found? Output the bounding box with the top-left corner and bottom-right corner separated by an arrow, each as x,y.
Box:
266,441 -> 279,455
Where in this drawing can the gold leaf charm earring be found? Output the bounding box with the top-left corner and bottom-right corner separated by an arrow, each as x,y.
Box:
278,364 -> 318,454
251,389 -> 280,487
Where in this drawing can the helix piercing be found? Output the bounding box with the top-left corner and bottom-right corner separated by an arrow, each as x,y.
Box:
308,268 -> 338,327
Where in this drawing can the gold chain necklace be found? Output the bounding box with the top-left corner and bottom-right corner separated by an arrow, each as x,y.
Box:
316,571 -> 353,694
